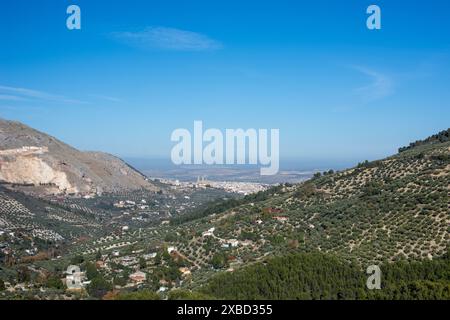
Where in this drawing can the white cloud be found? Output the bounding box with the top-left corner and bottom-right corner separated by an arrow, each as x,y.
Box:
352,66 -> 394,103
111,26 -> 223,51
0,94 -> 28,101
90,94 -> 122,103
0,105 -> 46,112
0,85 -> 87,104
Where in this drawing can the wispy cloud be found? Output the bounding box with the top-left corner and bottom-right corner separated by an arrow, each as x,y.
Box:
90,94 -> 123,103
352,66 -> 394,103
0,105 -> 46,112
111,26 -> 223,51
0,94 -> 28,101
0,85 -> 87,104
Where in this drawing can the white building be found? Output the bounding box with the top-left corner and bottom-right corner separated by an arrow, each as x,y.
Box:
167,246 -> 177,254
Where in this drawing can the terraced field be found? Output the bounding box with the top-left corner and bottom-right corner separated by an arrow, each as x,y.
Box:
0,130 -> 448,299
155,139 -> 449,287
0,187 -> 108,258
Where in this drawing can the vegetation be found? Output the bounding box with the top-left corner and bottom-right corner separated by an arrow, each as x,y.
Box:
399,128 -> 449,153
114,290 -> 160,300
87,275 -> 112,299
168,289 -> 214,300
0,130 -> 448,300
201,252 -> 450,300
171,184 -> 286,225
45,275 -> 64,290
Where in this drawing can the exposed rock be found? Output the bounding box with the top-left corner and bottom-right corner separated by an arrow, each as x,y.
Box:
0,119 -> 156,195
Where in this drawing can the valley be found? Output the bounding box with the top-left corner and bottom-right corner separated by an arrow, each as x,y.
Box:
0,122 -> 448,300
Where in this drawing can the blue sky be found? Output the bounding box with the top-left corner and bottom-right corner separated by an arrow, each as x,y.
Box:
1,0 -> 449,168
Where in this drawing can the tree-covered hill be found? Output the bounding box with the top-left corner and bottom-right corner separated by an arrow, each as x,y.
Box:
159,131 -> 449,291
199,251 -> 450,300
3,130 -> 448,300
399,128 -> 450,153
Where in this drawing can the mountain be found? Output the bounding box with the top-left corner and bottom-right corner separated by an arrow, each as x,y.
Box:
145,130 -> 449,283
399,128 -> 450,153
0,119 -> 157,195
42,128 -> 445,300
0,128 -> 449,300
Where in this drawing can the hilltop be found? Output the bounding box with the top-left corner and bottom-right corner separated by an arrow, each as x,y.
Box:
0,119 -> 157,195
399,128 -> 450,153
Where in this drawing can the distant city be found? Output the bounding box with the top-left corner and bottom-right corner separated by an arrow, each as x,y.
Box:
126,157 -> 359,184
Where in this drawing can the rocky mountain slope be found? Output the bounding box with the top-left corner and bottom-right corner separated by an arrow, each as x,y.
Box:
0,119 -> 156,195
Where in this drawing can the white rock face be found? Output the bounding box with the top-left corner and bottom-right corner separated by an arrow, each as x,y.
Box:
0,146 -> 78,193
0,119 -> 157,195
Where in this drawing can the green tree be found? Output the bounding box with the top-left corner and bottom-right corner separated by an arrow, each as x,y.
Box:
87,275 -> 112,299
0,279 -> 5,291
168,289 -> 214,300
17,266 -> 31,283
139,257 -> 147,269
115,290 -> 160,300
113,276 -> 127,287
71,255 -> 84,265
46,275 -> 64,290
154,253 -> 162,266
210,253 -> 227,269
95,250 -> 102,261
85,262 -> 99,280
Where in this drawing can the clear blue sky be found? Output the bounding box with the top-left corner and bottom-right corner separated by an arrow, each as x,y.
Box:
1,0 -> 449,167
